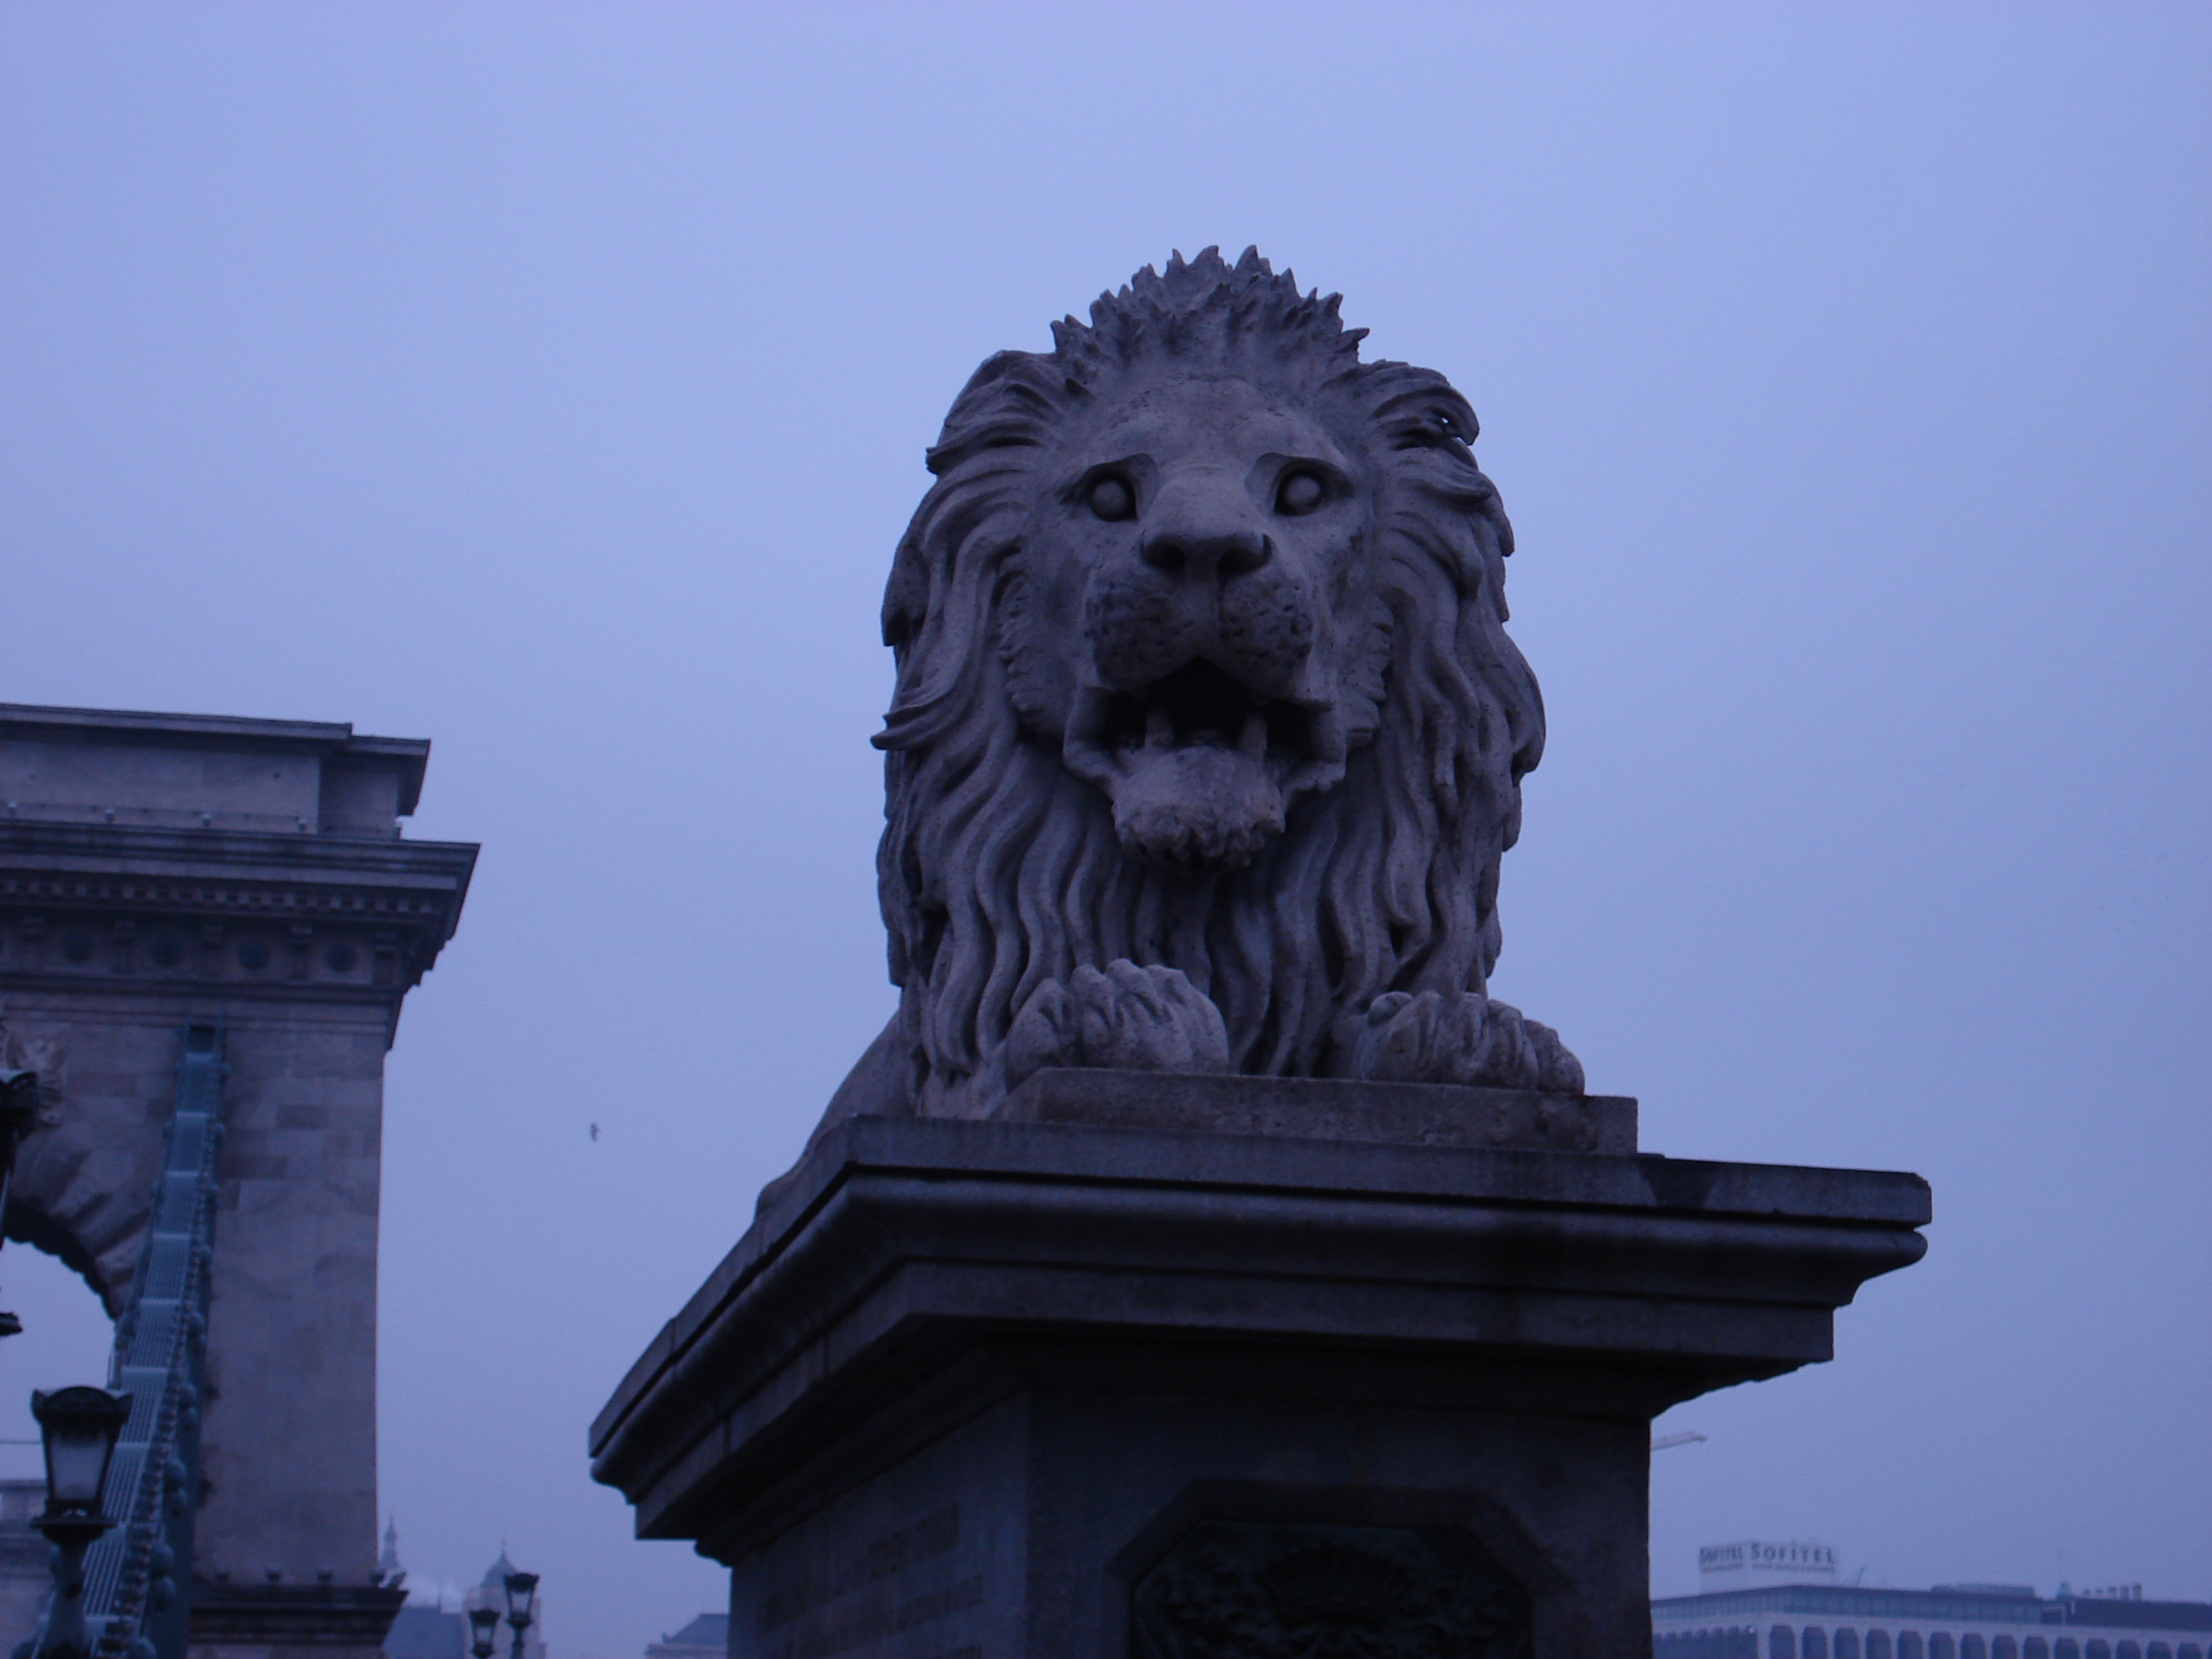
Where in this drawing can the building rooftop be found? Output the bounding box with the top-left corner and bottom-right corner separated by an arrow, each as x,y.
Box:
1655,1584 -> 2212,1636
384,1608 -> 467,1659
0,701 -> 435,833
648,1615 -> 729,1654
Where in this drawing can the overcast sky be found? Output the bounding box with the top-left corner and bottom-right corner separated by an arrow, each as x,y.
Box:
2,2 -> 2207,1652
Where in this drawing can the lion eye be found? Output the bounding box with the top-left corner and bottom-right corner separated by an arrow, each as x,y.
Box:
1088,476 -> 1136,522
1276,471 -> 1327,515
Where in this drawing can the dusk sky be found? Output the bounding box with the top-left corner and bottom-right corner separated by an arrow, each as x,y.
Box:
2,5 -> 2207,1655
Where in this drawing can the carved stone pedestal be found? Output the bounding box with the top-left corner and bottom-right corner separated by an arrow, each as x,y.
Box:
186,1581 -> 408,1659
590,1071 -> 1928,1659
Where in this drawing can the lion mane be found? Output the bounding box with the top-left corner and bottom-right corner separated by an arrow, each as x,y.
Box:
870,247 -> 1549,1116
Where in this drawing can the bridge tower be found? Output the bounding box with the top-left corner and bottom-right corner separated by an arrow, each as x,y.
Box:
0,703 -> 477,1659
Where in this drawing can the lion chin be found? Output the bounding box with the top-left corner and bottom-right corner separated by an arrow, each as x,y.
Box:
810,245 -> 1586,1143
1109,738 -> 1284,874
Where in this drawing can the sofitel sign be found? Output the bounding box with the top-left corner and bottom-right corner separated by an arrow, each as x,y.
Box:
1701,1541 -> 1841,1580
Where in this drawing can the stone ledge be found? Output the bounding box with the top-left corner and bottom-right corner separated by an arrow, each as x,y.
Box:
0,821 -> 478,1011
613,1105 -> 1930,1414
591,1091 -> 1929,1544
0,821 -> 478,905
1002,1065 -> 1637,1154
188,1583 -> 408,1647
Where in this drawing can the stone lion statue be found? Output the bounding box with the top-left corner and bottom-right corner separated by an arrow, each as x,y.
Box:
820,247 -> 1580,1134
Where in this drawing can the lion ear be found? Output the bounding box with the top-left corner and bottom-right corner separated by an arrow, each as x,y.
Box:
956,349 -> 1036,397
926,349 -> 1064,477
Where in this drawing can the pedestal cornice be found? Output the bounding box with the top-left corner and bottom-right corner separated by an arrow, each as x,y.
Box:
590,1091 -> 1930,1551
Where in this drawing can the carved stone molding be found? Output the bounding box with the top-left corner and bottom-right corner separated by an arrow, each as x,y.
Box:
189,1581 -> 409,1647
0,821 -> 475,1005
1132,1522 -> 1531,1659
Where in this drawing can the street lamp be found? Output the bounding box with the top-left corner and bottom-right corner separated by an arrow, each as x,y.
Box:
29,1386 -> 133,1659
467,1607 -> 500,1659
501,1571 -> 538,1659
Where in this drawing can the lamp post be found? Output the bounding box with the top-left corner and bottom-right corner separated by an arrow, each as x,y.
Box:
500,1571 -> 538,1659
467,1607 -> 500,1659
28,1386 -> 133,1659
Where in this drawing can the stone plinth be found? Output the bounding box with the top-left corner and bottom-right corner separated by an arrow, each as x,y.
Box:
589,1073 -> 1928,1659
186,1585 -> 411,1659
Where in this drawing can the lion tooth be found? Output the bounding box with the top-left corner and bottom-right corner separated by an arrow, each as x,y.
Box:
1147,706 -> 1176,749
1240,712 -> 1269,758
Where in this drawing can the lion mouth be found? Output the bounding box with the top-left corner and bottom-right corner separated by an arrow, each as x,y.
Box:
1065,661 -> 1346,874
1097,661 -> 1313,764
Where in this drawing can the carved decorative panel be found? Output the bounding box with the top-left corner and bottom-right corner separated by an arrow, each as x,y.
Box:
1132,1520 -> 1532,1659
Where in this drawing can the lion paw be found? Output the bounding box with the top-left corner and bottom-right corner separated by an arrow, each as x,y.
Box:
1004,961 -> 1231,1089
1348,991 -> 1585,1093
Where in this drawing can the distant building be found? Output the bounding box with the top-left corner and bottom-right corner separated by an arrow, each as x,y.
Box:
1701,1541 -> 1843,1590
1,1479 -> 46,1655
463,1551 -> 547,1659
379,1522 -> 462,1659
384,1606 -> 467,1659
375,1527 -> 544,1659
1654,1582 -> 2212,1658
645,1614 -> 728,1659
380,1520 -> 405,1592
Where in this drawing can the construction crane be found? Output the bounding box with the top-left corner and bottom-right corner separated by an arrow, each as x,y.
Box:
1651,1430 -> 1709,1452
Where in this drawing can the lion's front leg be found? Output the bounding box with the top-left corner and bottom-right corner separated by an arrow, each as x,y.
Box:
1002,961 -> 1231,1091
1346,991 -> 1585,1094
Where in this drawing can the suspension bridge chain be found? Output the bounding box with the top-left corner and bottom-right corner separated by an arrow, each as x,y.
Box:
82,1027 -> 226,1659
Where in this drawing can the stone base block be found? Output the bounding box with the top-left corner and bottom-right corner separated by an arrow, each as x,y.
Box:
591,1072 -> 1928,1658
186,1581 -> 407,1659
1002,1066 -> 1638,1155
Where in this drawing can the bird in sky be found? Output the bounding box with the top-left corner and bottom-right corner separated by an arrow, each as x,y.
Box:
589,1123 -> 600,1141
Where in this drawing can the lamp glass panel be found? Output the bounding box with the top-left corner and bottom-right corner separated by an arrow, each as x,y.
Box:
45,1424 -> 111,1505
34,1388 -> 130,1508
504,1573 -> 538,1621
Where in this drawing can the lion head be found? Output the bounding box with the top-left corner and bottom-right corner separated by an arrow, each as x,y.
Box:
869,247 -> 1577,1116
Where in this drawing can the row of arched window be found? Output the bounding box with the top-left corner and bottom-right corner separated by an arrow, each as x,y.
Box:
1657,1628 -> 2207,1659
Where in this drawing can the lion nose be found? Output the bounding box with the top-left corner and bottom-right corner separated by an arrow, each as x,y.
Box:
1136,471 -> 1272,582
1139,527 -> 1272,581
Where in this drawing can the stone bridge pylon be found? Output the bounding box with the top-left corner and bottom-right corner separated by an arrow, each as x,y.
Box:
0,703 -> 477,1659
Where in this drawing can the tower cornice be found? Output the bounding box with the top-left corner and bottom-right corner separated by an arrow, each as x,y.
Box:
0,822 -> 478,1027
